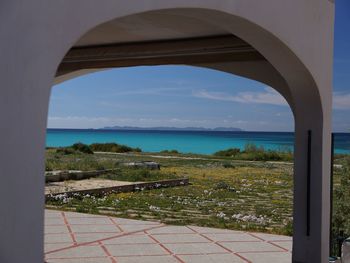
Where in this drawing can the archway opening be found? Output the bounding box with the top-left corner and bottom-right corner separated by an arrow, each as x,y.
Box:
45,65 -> 295,262
42,6 -> 331,263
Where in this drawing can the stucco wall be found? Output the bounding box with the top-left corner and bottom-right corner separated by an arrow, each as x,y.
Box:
0,1 -> 334,262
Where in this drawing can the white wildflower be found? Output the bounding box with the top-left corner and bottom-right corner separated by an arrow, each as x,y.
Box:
216,212 -> 226,218
149,205 -> 160,212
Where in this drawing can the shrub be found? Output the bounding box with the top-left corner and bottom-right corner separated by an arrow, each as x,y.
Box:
56,143 -> 93,155
100,168 -> 170,182
90,143 -> 142,153
214,148 -> 240,157
45,162 -> 54,171
244,142 -> 264,153
215,181 -> 230,190
283,219 -> 293,236
214,143 -> 293,162
134,147 -> 142,152
222,162 -> 236,168
214,181 -> 235,192
56,147 -> 75,155
72,143 -> 93,154
161,149 -> 179,154
332,157 -> 350,255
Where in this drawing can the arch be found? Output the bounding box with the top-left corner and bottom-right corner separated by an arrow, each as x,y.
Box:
0,1 -> 334,263
50,9 -> 330,262
52,7 -> 323,116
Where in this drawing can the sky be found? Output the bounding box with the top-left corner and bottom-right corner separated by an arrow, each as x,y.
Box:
48,1 -> 350,132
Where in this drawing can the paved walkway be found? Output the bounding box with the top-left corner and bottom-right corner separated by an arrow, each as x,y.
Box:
45,210 -> 292,263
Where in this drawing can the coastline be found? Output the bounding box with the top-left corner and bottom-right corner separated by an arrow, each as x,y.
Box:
46,128 -> 350,155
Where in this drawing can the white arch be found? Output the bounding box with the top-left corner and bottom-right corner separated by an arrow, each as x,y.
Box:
0,1 -> 334,263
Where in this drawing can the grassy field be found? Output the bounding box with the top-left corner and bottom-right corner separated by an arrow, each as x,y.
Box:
45,143 -> 350,239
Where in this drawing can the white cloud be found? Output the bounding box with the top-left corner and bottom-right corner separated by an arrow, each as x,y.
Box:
193,88 -> 350,111
333,93 -> 350,110
193,87 -> 288,106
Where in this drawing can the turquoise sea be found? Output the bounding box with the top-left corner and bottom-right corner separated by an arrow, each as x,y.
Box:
46,129 -> 350,155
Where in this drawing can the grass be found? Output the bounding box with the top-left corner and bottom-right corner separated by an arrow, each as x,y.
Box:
331,156 -> 350,256
99,167 -> 180,182
45,146 -> 294,235
45,142 -> 350,238
214,143 -> 293,162
45,150 -> 112,171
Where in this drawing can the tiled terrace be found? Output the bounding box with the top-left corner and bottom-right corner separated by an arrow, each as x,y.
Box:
44,210 -> 292,263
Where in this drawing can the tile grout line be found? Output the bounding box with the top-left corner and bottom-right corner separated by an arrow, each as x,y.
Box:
186,225 -> 252,263
246,232 -> 265,241
108,217 -> 125,232
233,253 -> 253,263
267,241 -> 290,252
45,213 -> 291,262
145,231 -> 186,263
98,241 -> 118,263
61,212 -> 78,245
45,223 -> 167,255
111,252 -> 228,257
247,232 -> 290,252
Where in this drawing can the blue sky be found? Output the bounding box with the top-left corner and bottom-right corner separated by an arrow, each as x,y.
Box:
48,1 -> 350,132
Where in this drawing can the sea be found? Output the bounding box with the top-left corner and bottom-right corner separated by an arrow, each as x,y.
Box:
46,129 -> 350,155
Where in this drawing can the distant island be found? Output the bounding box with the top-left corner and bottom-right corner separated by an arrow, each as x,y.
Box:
100,126 -> 243,132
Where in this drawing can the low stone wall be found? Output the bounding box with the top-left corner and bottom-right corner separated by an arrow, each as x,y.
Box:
45,178 -> 189,198
45,169 -> 116,183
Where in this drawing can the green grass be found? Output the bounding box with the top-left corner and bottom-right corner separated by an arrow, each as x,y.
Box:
45,143 -> 350,238
45,148 -> 294,235
331,156 -> 350,255
45,150 -> 113,171
98,167 -> 180,182
214,143 -> 293,162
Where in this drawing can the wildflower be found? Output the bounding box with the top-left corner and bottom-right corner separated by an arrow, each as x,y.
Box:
231,213 -> 268,224
216,212 -> 226,218
149,205 -> 160,211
